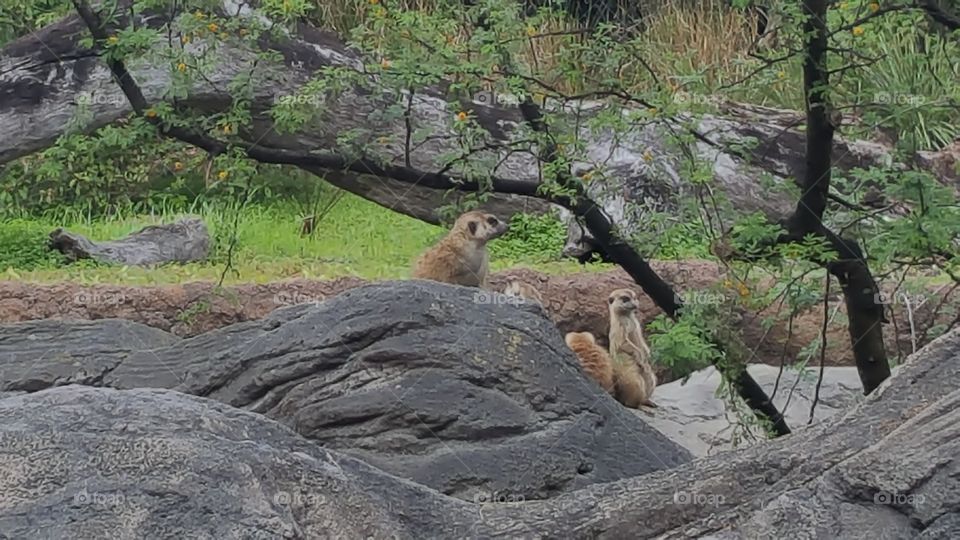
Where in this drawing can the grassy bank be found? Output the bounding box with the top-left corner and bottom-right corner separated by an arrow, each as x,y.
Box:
1,191 -> 611,285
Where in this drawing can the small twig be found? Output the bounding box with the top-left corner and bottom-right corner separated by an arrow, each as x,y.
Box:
904,292 -> 918,354
809,273 -> 831,425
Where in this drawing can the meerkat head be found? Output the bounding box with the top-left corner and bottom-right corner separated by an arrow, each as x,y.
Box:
608,288 -> 640,317
565,331 -> 596,348
453,211 -> 509,245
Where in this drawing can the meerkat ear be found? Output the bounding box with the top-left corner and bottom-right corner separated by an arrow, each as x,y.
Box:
468,221 -> 478,236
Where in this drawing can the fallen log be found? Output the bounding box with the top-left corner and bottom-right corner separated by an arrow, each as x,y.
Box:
48,217 -> 210,265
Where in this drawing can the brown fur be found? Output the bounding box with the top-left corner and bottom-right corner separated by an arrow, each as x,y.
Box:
412,211 -> 509,287
503,280 -> 544,305
607,289 -> 657,407
564,332 -> 615,394
610,359 -> 649,408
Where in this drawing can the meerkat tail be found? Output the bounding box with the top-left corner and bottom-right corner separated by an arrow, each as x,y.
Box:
565,332 -> 615,394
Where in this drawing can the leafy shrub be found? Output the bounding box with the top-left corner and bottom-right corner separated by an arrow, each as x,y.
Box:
0,220 -> 65,270
490,212 -> 567,262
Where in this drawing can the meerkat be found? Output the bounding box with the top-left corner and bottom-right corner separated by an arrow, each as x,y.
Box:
564,332 -> 615,395
412,211 -> 509,288
503,280 -> 544,305
608,288 -> 658,408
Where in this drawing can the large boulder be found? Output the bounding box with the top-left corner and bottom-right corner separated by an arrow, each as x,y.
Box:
0,280 -> 690,500
0,385 -> 460,538
0,327 -> 956,538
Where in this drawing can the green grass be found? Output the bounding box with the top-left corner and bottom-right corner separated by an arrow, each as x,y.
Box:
2,191 -> 611,284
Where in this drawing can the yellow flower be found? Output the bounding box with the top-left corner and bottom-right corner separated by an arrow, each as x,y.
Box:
194,10 -> 205,19
869,2 -> 880,12
777,71 -> 786,79
239,29 -> 248,36
145,109 -> 157,118
369,0 -> 379,4
737,282 -> 750,298
852,25 -> 865,36
181,35 -> 190,44
581,171 -> 593,182
207,22 -> 219,33
839,2 -> 848,8
380,58 -> 391,69
647,107 -> 657,115
642,150 -> 654,162
456,111 -> 468,122
107,36 -> 118,44
218,170 -> 229,180
223,124 -> 233,134
377,136 -> 389,144
173,161 -> 184,171
177,62 -> 187,72
526,26 -> 537,37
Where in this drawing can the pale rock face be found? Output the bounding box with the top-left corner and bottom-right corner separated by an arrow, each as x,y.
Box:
643,364 -> 866,456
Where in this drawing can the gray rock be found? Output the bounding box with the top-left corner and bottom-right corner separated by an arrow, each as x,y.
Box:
0,385 -> 461,539
48,217 -> 210,265
0,318 -> 179,393
646,364 -> 865,456
0,327 -> 956,538
0,280 -> 691,500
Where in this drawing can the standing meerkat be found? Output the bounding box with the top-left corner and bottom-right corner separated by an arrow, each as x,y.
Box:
608,288 -> 658,408
564,332 -> 615,395
412,211 -> 509,288
503,280 -> 544,305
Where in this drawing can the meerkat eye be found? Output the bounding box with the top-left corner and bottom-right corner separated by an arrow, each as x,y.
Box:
620,296 -> 630,303
486,216 -> 498,226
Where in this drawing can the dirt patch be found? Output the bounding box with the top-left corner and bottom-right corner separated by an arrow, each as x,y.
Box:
1,261 -> 955,384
